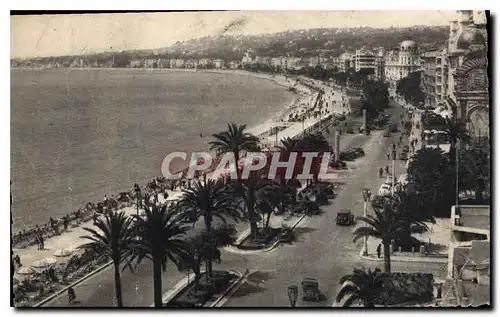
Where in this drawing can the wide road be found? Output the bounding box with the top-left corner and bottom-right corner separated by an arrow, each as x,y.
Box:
46,100 -> 429,307
221,100 -> 447,307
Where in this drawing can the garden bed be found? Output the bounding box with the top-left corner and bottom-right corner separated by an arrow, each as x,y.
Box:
238,228 -> 282,250
166,271 -> 238,307
374,272 -> 434,306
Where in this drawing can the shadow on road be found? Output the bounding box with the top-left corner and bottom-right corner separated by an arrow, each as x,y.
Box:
292,227 -> 317,242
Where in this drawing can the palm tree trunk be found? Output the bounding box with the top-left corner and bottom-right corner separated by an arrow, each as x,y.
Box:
234,151 -> 241,182
279,176 -> 286,214
449,139 -> 457,165
113,261 -> 123,307
205,216 -> 213,280
383,242 -> 391,273
152,256 -> 163,307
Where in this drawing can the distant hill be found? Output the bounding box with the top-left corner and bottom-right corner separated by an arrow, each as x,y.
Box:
12,25 -> 449,63
157,25 -> 450,60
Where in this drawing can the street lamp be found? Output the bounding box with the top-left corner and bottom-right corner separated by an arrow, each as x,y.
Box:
391,144 -> 397,196
134,183 -> 141,215
287,285 -> 298,307
362,188 -> 372,256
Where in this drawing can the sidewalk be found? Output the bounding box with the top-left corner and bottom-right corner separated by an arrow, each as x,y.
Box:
12,189 -> 182,281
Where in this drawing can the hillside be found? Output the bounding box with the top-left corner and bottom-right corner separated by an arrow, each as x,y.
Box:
12,25 -> 449,63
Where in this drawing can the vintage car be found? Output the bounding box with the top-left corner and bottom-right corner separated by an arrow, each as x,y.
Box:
302,278 -> 321,302
336,210 -> 355,226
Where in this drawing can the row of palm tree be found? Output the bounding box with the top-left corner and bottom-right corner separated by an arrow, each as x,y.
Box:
81,122 -> 332,307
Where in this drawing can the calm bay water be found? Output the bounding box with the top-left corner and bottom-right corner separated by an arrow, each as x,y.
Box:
11,69 -> 294,230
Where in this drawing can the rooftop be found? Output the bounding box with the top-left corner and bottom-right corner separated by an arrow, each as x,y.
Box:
457,205 -> 490,231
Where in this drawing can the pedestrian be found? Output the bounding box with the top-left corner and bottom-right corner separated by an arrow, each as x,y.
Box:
376,244 -> 382,258
39,234 -> 45,250
14,254 -> 21,267
385,165 -> 389,174
92,212 -> 98,226
379,167 -> 384,178
386,152 -> 390,160
63,216 -> 69,231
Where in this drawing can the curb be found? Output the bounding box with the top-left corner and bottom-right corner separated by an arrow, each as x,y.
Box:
208,270 -> 244,307
224,213 -> 307,255
358,248 -> 448,264
153,270 -> 244,308
34,260 -> 113,307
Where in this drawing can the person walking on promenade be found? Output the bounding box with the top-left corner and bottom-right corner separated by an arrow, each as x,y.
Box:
377,244 -> 382,258
38,234 -> 45,250
92,212 -> 99,226
63,215 -> 69,231
385,165 -> 389,175
379,167 -> 384,178
386,152 -> 390,160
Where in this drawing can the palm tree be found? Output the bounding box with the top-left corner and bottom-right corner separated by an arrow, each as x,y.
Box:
442,115 -> 470,164
80,211 -> 135,307
176,179 -> 241,279
131,203 -> 192,307
277,137 -> 301,214
296,132 -> 331,183
209,123 -> 260,182
353,201 -> 404,273
459,146 -> 490,203
234,170 -> 279,240
389,189 -> 435,250
407,147 -> 456,217
336,268 -> 383,307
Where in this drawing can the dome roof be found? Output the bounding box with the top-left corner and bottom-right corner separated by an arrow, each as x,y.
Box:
457,27 -> 486,50
400,40 -> 417,50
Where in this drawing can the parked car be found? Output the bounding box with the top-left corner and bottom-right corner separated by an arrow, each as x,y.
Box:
378,184 -> 392,196
384,176 -> 394,185
399,152 -> 408,160
352,147 -> 365,156
330,160 -> 347,169
302,278 -> 322,302
402,145 -> 410,153
383,130 -> 391,137
336,210 -> 354,226
389,124 -> 398,133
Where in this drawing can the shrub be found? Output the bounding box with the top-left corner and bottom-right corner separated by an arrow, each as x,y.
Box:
374,273 -> 434,306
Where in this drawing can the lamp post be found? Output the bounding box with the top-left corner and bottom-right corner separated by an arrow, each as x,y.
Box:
391,144 -> 396,196
362,188 -> 372,256
287,285 -> 298,307
134,183 -> 141,215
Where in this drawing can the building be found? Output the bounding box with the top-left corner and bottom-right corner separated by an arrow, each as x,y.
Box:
444,10 -> 489,146
228,60 -> 241,69
384,40 -> 422,96
334,52 -> 354,72
439,205 -> 490,306
374,48 -> 386,81
354,47 -> 377,73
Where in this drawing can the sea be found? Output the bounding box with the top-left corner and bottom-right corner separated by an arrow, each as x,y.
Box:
10,68 -> 295,231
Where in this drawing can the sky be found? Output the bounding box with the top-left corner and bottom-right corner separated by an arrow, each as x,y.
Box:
10,10 -> 474,59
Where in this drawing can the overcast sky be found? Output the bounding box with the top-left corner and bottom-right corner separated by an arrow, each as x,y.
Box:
11,10 -> 482,59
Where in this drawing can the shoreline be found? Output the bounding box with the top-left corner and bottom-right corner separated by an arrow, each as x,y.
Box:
11,68 -> 345,234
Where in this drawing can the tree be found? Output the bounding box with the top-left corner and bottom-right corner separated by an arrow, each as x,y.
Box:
407,147 -> 456,217
389,190 -> 435,250
361,80 -> 389,119
353,201 -> 404,273
176,179 -> 241,279
185,224 -> 237,288
297,132 -> 331,183
80,211 -> 135,307
131,203 -> 192,307
209,123 -> 260,182
336,268 -> 383,307
277,137 -> 301,214
396,72 -> 425,106
233,170 -> 280,239
442,115 -> 470,165
458,145 -> 490,204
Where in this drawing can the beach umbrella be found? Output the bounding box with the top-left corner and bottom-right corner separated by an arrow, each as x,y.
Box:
31,257 -> 58,269
54,248 -> 73,258
17,266 -> 35,276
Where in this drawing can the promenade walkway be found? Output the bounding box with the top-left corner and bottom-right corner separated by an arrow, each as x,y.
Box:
12,190 -> 182,281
